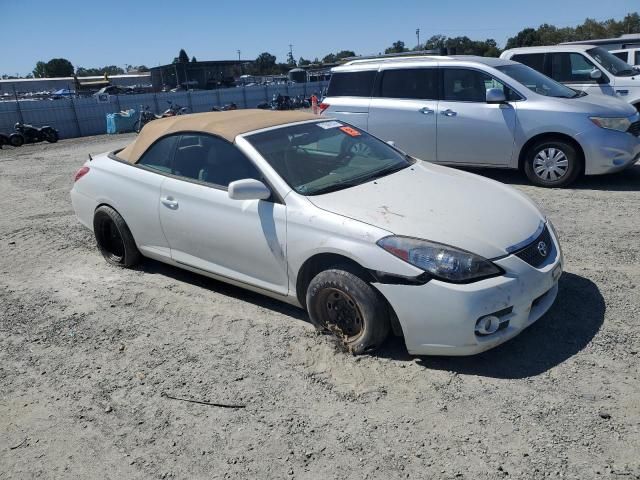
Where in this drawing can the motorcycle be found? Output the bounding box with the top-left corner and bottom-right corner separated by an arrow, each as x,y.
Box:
135,101 -> 188,133
12,122 -> 59,146
211,103 -> 238,112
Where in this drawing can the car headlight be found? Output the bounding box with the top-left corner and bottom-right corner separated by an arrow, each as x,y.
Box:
589,116 -> 632,132
377,236 -> 503,283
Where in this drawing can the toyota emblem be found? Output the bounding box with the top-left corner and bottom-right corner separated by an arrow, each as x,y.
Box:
537,241 -> 548,257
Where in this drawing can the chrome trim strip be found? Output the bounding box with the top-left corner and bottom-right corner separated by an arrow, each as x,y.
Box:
505,221 -> 546,254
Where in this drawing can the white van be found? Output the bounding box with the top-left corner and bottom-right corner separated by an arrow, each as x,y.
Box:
501,45 -> 640,110
321,55 -> 640,187
610,48 -> 640,68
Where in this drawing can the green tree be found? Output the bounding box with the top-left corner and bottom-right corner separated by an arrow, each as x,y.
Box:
322,53 -> 337,63
33,61 -> 47,78
173,49 -> 190,64
298,57 -> 311,66
335,50 -> 355,60
45,58 -> 74,77
254,52 -> 277,74
385,41 -> 408,54
191,56 -> 197,62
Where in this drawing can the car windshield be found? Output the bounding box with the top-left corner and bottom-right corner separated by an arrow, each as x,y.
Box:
245,121 -> 412,196
496,63 -> 581,98
587,47 -> 636,76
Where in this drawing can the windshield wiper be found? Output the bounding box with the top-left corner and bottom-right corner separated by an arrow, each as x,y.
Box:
304,180 -> 362,196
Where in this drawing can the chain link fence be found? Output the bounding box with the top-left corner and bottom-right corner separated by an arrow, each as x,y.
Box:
0,81 -> 328,139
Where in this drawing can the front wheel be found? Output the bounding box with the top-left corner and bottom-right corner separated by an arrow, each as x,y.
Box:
9,133 -> 24,147
306,269 -> 390,354
93,206 -> 141,267
44,130 -> 58,143
523,139 -> 581,188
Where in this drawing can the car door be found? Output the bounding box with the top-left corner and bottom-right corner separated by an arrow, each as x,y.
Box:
548,52 -> 615,97
158,133 -> 289,295
323,69 -> 377,130
367,67 -> 438,161
436,68 -> 517,166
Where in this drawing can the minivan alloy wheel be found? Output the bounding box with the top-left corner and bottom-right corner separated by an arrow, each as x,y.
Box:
533,148 -> 569,181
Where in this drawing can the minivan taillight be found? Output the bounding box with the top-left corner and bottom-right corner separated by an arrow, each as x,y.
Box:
318,102 -> 330,114
74,166 -> 90,182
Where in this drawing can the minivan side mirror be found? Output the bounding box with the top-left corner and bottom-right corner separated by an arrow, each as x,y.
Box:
486,88 -> 506,103
386,140 -> 396,147
228,179 -> 271,201
590,68 -> 603,80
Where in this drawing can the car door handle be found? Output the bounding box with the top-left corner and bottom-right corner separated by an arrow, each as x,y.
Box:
419,107 -> 434,115
440,109 -> 457,117
161,196 -> 179,209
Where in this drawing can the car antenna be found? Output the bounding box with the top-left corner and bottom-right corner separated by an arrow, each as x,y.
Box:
88,153 -> 93,161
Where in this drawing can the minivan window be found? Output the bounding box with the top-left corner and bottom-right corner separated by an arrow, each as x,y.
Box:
511,53 -> 545,73
587,47 -> 636,76
636,51 -> 640,66
442,68 -> 516,102
496,64 -> 580,98
378,68 -> 438,100
549,52 -> 598,83
326,71 -> 377,97
612,51 -> 628,62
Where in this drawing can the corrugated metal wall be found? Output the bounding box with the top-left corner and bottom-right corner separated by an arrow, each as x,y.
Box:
0,82 -> 328,139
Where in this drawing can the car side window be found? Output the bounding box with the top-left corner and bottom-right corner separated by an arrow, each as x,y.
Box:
512,53 -> 546,73
612,51 -> 628,62
172,134 -> 261,188
442,68 -> 516,102
378,68 -> 438,100
326,71 -> 377,97
550,53 -> 598,83
635,51 -> 640,65
137,135 -> 177,173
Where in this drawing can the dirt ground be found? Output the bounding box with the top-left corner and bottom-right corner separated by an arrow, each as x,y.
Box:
0,135 -> 639,480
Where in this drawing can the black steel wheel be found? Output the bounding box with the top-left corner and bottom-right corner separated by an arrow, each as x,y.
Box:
93,206 -> 141,267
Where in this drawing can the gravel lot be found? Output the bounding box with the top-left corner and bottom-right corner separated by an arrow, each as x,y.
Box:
1,135 -> 639,480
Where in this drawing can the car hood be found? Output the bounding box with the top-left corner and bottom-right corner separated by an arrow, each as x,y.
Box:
306,161 -> 545,259
553,92 -> 637,116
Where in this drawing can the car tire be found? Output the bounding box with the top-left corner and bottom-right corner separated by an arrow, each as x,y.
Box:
523,139 -> 581,188
93,206 -> 141,268
306,268 -> 390,354
9,133 -> 24,147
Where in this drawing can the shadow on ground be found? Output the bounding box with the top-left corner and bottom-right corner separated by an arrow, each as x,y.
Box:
139,258 -> 308,322
377,272 -> 605,379
463,162 -> 640,192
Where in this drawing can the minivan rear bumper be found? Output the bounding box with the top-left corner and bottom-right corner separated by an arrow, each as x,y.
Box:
576,129 -> 640,175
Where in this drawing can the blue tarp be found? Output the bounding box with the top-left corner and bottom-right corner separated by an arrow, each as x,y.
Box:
106,109 -> 137,134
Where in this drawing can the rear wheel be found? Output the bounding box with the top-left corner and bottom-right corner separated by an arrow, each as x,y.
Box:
523,139 -> 581,188
306,268 -> 390,354
9,133 -> 24,147
44,130 -> 58,143
93,206 -> 141,267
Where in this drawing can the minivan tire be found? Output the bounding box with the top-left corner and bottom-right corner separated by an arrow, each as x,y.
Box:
93,206 -> 141,267
306,268 -> 390,355
523,139 -> 581,188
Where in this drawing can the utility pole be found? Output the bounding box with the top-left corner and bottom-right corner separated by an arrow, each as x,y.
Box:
416,28 -> 420,49
237,49 -> 241,61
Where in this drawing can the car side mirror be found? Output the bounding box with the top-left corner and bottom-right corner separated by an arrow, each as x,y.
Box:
590,69 -> 602,80
486,88 -> 506,103
228,179 -> 271,201
386,140 -> 395,147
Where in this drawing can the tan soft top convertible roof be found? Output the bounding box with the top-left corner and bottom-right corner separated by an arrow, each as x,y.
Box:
118,109 -> 319,163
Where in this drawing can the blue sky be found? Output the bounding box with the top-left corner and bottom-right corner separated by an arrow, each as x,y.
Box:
1,0 -> 638,76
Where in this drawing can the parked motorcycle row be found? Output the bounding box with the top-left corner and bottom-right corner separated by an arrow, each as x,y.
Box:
257,94 -> 311,111
135,101 -> 189,133
0,122 -> 59,148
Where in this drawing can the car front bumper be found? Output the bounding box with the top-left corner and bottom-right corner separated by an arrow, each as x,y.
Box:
576,128 -> 640,175
374,230 -> 563,356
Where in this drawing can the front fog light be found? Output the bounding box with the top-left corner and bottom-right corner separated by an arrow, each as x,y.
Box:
475,315 -> 501,335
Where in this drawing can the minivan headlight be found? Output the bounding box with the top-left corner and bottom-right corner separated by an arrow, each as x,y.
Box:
377,236 -> 503,283
589,116 -> 632,132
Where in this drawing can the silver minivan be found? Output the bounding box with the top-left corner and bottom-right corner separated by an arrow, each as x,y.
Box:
321,56 -> 640,187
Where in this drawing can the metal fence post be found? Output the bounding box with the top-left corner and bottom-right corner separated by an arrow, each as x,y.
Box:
69,95 -> 82,137
242,85 -> 248,109
303,82 -> 307,98
115,93 -> 122,112
187,90 -> 193,112
216,88 -> 221,108
13,85 -> 24,123
264,84 -> 268,103
153,92 -> 159,114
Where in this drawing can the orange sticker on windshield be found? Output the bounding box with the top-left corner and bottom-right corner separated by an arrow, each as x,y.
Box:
339,126 -> 361,137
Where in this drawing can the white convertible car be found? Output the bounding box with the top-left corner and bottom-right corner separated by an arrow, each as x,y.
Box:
71,110 -> 562,356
